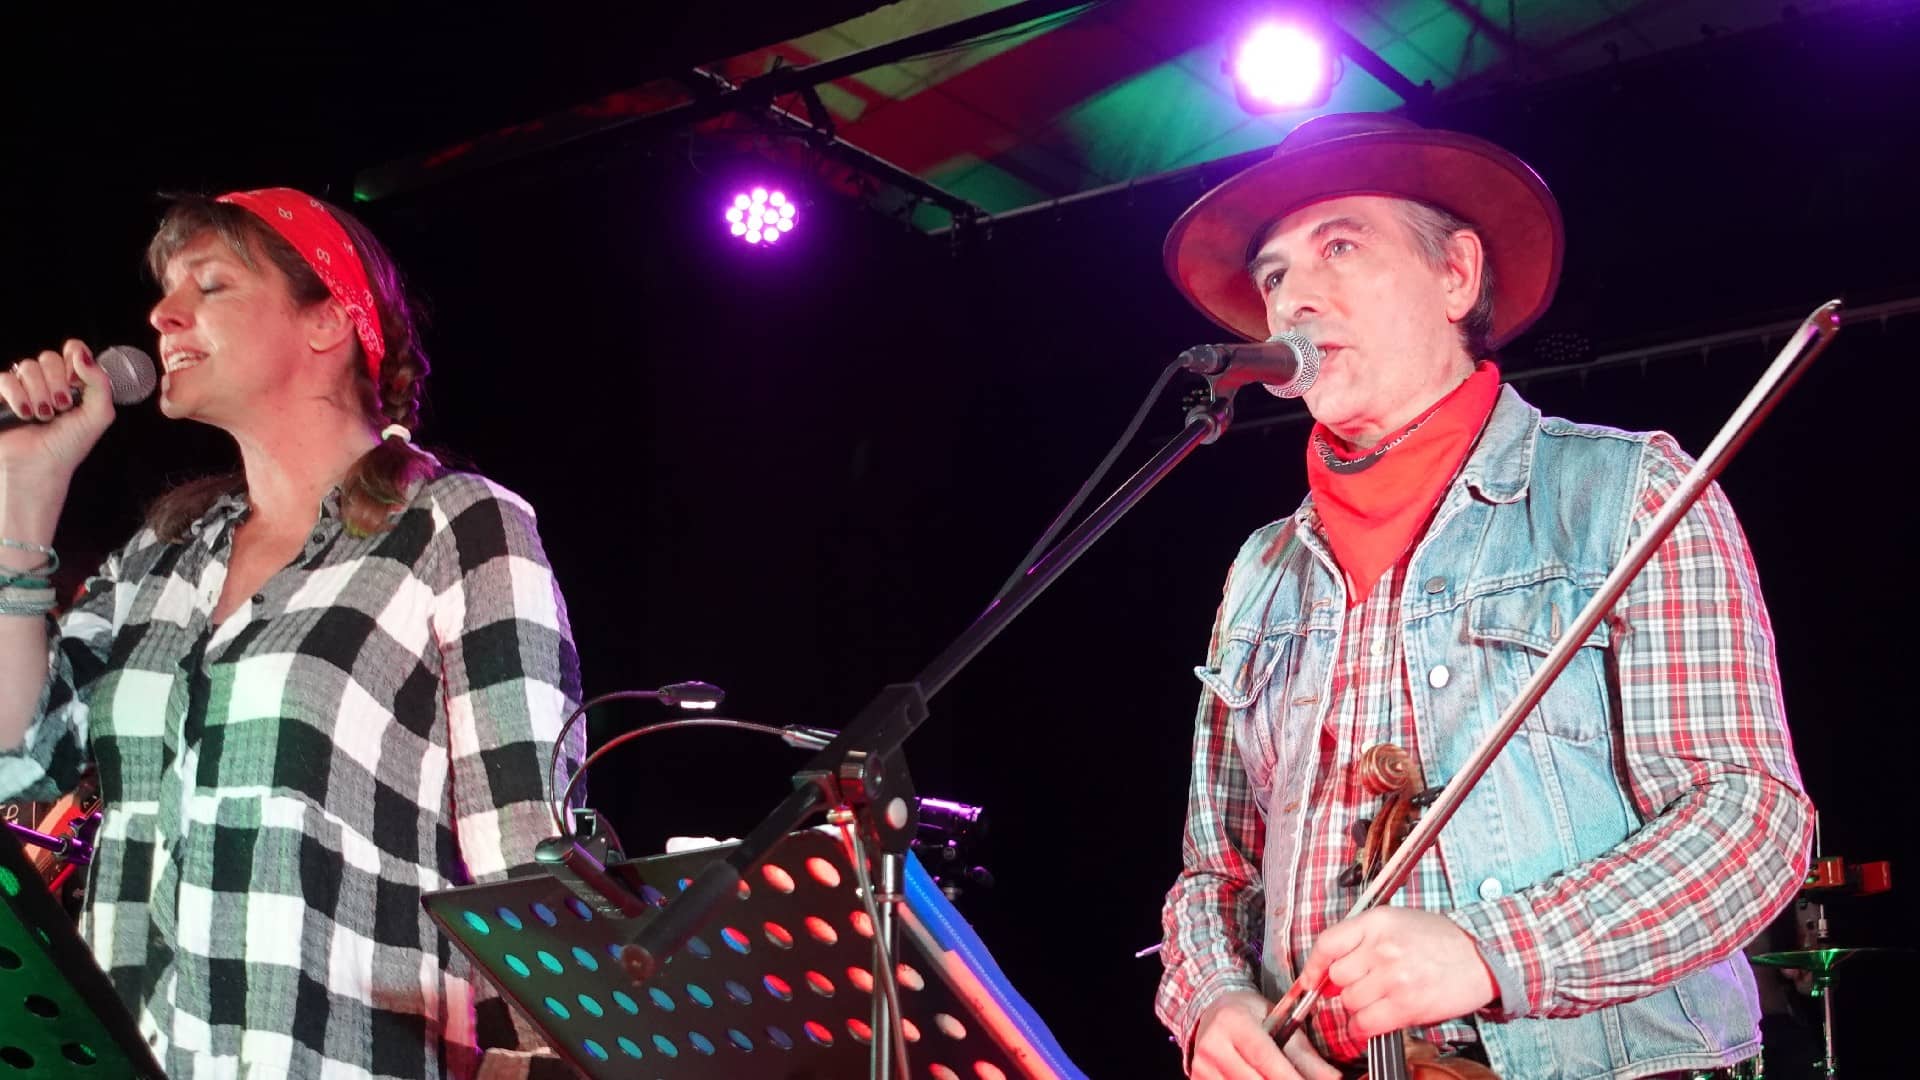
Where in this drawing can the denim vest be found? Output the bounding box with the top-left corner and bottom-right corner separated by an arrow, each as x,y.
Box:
1196,386 -> 1762,1079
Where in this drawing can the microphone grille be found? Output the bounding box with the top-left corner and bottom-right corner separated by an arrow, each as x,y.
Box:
1262,332 -> 1322,399
96,346 -> 158,406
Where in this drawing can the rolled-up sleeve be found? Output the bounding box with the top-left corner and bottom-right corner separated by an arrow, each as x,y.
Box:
1156,578 -> 1268,1059
0,538 -> 141,802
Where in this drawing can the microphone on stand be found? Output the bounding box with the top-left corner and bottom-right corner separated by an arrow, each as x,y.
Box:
1177,331 -> 1322,399
0,346 -> 157,432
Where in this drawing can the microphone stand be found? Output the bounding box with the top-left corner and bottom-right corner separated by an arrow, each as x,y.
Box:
619,381 -> 1243,1078
5,813 -> 99,867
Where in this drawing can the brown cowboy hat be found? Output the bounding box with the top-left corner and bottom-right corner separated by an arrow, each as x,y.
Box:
1163,112 -> 1563,349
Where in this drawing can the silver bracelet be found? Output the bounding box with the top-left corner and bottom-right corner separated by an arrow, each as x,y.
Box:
0,538 -> 57,576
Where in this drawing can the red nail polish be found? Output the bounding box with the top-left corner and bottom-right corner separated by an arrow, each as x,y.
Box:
54,393 -> 71,409
36,404 -> 53,419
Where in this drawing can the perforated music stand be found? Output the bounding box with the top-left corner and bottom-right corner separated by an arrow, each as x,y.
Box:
424,827 -> 1086,1079
0,824 -> 164,1078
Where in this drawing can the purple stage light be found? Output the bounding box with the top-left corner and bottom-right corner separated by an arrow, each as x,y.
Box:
1231,21 -> 1335,112
726,188 -> 798,245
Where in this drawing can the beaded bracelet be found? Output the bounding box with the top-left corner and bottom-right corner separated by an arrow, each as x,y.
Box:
0,584 -> 56,617
0,572 -> 51,590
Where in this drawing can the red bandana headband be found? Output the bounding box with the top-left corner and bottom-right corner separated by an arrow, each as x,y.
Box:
215,187 -> 386,379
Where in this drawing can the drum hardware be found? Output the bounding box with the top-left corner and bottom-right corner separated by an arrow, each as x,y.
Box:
1753,807 -> 1899,1080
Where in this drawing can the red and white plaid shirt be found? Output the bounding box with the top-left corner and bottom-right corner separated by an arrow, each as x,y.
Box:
1156,428 -> 1813,1067
1289,558 -> 1476,1062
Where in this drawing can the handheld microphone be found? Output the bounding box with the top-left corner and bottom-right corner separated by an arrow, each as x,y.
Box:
0,346 -> 157,432
1177,331 -> 1322,398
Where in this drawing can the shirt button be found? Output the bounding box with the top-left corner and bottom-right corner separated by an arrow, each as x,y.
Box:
1479,877 -> 1505,900
251,594 -> 265,604
1428,665 -> 1451,689
1368,638 -> 1386,658
1424,576 -> 1447,594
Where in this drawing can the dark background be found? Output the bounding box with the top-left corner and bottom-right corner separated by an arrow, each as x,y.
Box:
7,3 -> 1917,1076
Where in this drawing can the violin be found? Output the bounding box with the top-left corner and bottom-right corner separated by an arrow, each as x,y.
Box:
1351,744 -> 1498,1080
1364,1032 -> 1498,1080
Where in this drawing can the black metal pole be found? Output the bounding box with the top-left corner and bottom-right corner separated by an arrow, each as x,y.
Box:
918,400 -> 1228,699
356,0 -> 1095,204
5,819 -> 75,859
621,396 -> 1232,978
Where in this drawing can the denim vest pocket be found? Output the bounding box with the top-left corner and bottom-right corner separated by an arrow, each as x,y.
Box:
1467,579 -> 1614,743
1195,631 -> 1295,799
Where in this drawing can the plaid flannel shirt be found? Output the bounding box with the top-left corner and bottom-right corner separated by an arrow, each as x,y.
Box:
1283,559 -> 1478,1062
0,471 -> 585,1079
1157,420 -> 1813,1067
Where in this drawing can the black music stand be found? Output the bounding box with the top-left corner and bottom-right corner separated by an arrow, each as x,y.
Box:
425,827 -> 1086,1079
0,824 -> 164,1078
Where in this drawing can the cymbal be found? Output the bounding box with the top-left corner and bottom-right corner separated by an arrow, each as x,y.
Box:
1750,947 -> 1906,976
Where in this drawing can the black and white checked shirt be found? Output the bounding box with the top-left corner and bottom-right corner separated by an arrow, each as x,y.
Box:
0,472 -> 585,1079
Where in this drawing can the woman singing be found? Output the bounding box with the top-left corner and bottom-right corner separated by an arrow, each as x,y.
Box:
0,189 -> 584,1078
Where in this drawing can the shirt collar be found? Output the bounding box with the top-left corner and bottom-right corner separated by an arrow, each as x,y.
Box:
192,484 -> 349,534
1456,384 -> 1538,505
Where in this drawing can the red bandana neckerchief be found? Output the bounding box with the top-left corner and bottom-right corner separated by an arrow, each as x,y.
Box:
1305,362 -> 1502,606
216,187 -> 386,379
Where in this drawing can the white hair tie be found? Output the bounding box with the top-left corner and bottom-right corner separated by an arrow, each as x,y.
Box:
380,423 -> 413,443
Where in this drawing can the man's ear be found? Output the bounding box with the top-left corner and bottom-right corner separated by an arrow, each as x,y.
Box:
1443,228 -> 1486,325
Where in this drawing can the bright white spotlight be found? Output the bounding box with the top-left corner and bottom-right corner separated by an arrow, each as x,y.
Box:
1231,21 -> 1337,112
725,188 -> 799,246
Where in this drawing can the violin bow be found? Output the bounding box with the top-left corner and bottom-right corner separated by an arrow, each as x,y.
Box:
1264,299 -> 1843,1044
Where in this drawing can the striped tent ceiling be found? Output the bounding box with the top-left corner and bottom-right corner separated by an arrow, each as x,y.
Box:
356,0 -> 1866,229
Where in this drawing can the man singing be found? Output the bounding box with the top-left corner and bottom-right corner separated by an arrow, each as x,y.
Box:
1154,113 -> 1812,1080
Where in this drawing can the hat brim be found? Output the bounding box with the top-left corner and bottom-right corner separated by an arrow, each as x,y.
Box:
1164,128 -> 1564,349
